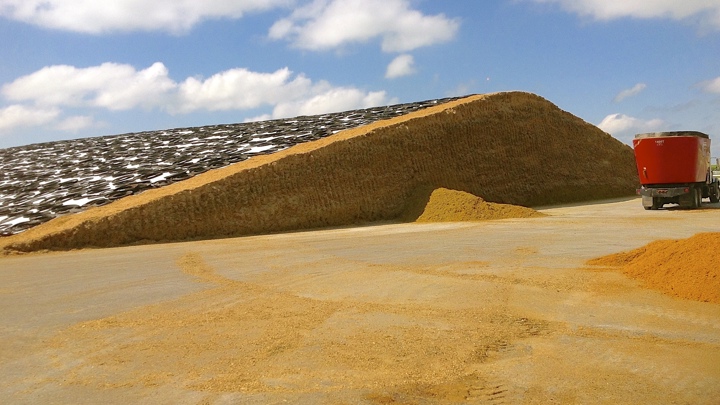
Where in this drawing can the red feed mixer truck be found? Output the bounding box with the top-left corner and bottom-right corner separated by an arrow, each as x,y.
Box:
633,131 -> 720,210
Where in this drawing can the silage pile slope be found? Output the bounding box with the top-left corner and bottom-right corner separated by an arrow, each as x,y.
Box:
588,233 -> 720,304
1,91 -> 637,253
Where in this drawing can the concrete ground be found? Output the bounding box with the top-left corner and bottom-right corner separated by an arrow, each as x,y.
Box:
1,197 -> 719,404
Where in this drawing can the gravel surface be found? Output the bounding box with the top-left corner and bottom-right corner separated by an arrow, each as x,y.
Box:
1,198 -> 718,404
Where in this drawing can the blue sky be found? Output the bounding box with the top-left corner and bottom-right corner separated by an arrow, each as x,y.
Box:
0,0 -> 719,156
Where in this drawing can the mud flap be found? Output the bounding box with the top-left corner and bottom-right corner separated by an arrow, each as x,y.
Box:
641,195 -> 654,209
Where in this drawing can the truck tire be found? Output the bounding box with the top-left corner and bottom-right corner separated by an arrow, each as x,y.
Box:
692,187 -> 701,209
711,183 -> 720,204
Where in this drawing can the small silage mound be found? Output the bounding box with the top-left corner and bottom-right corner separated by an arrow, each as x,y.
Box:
587,233 -> 720,304
414,188 -> 545,222
0,91 -> 638,254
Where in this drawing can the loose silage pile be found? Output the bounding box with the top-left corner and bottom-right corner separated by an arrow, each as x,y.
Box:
413,188 -> 545,222
0,91 -> 638,253
588,232 -> 720,304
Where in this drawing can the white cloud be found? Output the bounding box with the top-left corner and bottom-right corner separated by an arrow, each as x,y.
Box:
269,0 -> 460,52
613,83 -> 646,103
0,104 -> 59,131
1,61 -> 394,132
271,88 -> 394,118
385,54 -> 416,79
245,114 -> 274,123
0,0 -> 293,34
597,113 -> 665,143
56,115 -> 99,132
529,0 -> 720,30
176,67 -> 313,113
2,62 -> 176,110
700,76 -> 720,93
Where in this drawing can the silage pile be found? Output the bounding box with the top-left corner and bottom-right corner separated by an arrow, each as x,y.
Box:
414,188 -> 545,222
0,91 -> 638,253
587,233 -> 720,304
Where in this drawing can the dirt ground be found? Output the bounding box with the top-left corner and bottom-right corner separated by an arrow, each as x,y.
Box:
1,198 -> 719,404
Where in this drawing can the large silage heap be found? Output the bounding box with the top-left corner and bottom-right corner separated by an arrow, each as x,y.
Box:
1,91 -> 638,253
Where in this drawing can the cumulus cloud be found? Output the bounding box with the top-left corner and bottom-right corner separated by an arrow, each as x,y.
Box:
271,88 -> 394,118
3,62 -> 176,110
597,113 -> 665,143
529,0 -> 720,30
55,115 -> 100,132
385,54 -> 416,79
699,76 -> 720,93
269,0 -> 460,52
176,67 -> 313,113
0,61 -> 394,132
0,0 -> 292,34
613,83 -> 646,103
0,104 -> 59,131
246,88 -> 395,122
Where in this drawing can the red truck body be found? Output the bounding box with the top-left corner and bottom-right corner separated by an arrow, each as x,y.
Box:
633,132 -> 710,185
632,131 -> 719,209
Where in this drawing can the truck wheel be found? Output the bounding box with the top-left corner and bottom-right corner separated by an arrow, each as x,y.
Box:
692,187 -> 701,209
711,183 -> 720,204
